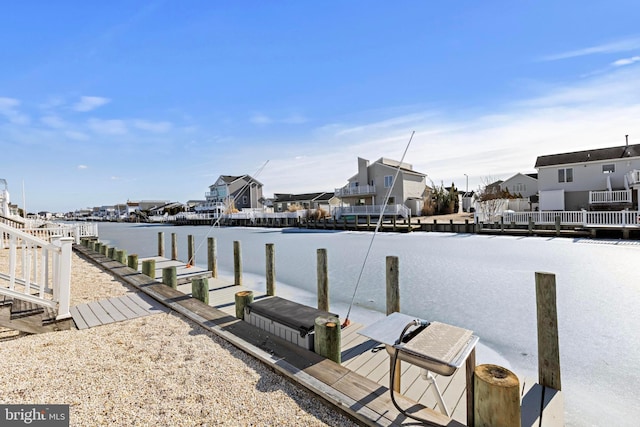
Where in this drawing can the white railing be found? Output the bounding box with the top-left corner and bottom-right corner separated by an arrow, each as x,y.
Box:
333,204 -> 410,220
0,223 -> 72,319
335,185 -> 376,197
589,190 -> 632,204
19,222 -> 99,244
494,210 -> 640,227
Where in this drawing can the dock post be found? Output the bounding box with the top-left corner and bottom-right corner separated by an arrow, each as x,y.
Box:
465,219 -> 469,233
266,243 -> 276,296
528,216 -> 534,235
535,272 -> 562,390
192,278 -> 209,304
234,290 -> 253,320
317,249 -> 329,311
187,235 -> 195,265
500,217 -> 504,232
208,237 -> 217,278
127,254 -> 138,270
158,232 -> 164,257
474,364 -> 520,427
101,245 -> 108,256
392,216 -> 397,231
162,266 -> 177,289
386,255 -> 401,393
233,240 -> 242,286
171,233 -> 178,260
115,249 -> 127,264
314,315 -> 341,364
141,259 -> 156,279
555,216 -> 561,236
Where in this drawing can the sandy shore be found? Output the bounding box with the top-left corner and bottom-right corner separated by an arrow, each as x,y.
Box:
0,250 -> 357,426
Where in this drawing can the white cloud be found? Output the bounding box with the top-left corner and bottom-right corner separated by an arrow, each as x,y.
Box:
133,119 -> 172,133
77,165 -> 88,170
612,56 -> 640,67
542,37 -> 640,61
250,113 -> 273,124
74,96 -> 110,112
0,97 -> 30,125
87,118 -> 128,135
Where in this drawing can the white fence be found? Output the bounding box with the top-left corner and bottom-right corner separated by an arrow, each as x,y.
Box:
490,210 -> 640,227
589,190 -> 632,204
0,223 -> 72,319
332,204 -> 411,220
20,223 -> 99,244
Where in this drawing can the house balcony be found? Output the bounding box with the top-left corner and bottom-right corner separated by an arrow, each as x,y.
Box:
334,185 -> 376,197
626,170 -> 640,186
589,189 -> 632,205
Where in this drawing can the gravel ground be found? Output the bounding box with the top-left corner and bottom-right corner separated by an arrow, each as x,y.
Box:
0,250 -> 358,427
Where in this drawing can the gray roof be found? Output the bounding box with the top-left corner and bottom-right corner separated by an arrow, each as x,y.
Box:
274,192 -> 333,203
535,144 -> 640,168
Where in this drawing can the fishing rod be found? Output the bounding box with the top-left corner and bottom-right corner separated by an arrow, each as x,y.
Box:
342,131 -> 415,328
186,159 -> 270,268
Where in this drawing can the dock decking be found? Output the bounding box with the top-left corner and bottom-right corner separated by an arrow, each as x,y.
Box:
73,244 -> 563,426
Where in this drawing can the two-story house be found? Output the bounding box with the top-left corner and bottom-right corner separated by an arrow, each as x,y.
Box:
535,142 -> 640,211
335,157 -> 428,217
197,175 -> 264,213
273,192 -> 340,213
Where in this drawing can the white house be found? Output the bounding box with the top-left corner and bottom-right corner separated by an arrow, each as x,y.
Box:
535,142 -> 640,211
499,173 -> 538,198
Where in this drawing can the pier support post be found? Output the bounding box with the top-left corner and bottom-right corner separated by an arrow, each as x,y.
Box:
535,272 -> 562,390
162,266 -> 177,289
141,259 -> 156,279
317,249 -> 329,311
171,233 -> 178,260
314,315 -> 341,364
101,245 -> 108,256
234,290 -> 253,320
233,240 -> 242,286
266,243 -> 276,296
208,237 -> 217,278
127,254 -> 138,270
192,278 -> 209,304
157,232 -> 165,257
115,249 -> 127,264
108,247 -> 116,260
187,235 -> 195,266
528,217 -> 534,235
555,216 -> 561,236
474,364 -> 520,427
386,255 -> 401,393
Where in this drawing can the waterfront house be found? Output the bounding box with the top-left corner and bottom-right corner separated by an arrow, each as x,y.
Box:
197,175 -> 264,213
535,142 -> 640,211
273,192 -> 340,213
334,157 -> 428,217
499,173 -> 538,198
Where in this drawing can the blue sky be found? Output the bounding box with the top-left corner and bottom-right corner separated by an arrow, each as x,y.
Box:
3,1 -> 640,213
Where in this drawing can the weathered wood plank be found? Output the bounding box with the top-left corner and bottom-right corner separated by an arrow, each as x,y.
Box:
96,299 -> 128,322
74,303 -> 102,328
87,301 -> 116,325
107,296 -> 140,319
70,306 -> 89,330
119,294 -> 153,317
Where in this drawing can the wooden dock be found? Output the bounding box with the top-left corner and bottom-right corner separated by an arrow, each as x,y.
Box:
73,243 -> 563,426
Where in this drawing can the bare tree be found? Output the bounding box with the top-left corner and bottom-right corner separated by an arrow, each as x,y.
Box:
475,177 -> 506,223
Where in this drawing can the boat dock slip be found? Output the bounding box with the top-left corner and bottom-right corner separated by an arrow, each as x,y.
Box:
73,242 -> 563,427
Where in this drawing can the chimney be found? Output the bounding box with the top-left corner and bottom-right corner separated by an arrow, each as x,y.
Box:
626,134 -> 629,146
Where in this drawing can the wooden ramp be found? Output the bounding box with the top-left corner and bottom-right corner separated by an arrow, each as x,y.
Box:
71,292 -> 169,330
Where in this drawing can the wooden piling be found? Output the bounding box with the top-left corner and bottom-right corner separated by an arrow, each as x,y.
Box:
474,364 -> 520,427
101,245 -> 108,256
555,216 -> 561,236
108,247 -> 116,260
115,249 -> 127,264
314,315 -> 341,364
528,217 -> 534,235
535,272 -> 562,390
127,254 -> 138,270
234,290 -> 253,320
158,232 -> 165,257
187,235 -> 195,265
207,237 -> 217,278
386,255 -> 401,392
171,233 -> 178,260
233,240 -> 242,286
141,259 -> 156,279
162,266 -> 177,289
266,243 -> 275,296
317,249 -> 329,311
192,277 -> 209,304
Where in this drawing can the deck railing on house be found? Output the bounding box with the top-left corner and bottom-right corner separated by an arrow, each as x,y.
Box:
334,185 -> 377,197
626,170 -> 640,185
0,223 -> 72,319
589,189 -> 632,204
20,223 -> 99,244
495,210 -> 640,227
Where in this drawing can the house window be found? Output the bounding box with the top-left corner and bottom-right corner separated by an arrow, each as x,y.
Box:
558,168 -> 573,183
602,164 -> 615,174
384,175 -> 393,188
514,184 -> 526,193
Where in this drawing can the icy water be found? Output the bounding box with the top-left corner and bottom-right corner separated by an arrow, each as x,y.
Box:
95,222 -> 640,427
